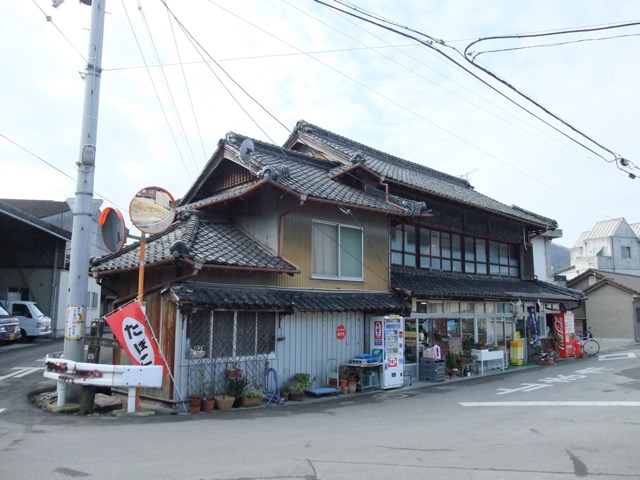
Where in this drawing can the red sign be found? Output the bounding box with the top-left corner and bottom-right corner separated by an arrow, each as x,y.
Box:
105,301 -> 167,375
336,325 -> 347,340
374,320 -> 383,340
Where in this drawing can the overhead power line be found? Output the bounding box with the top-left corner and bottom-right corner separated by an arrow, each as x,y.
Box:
318,0 -> 639,179
463,21 -> 640,177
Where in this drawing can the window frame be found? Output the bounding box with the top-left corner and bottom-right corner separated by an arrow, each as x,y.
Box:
186,310 -> 277,361
312,220 -> 364,281
391,224 -> 520,278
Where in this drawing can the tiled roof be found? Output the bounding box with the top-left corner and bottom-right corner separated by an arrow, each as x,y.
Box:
180,133 -> 429,217
291,120 -> 558,228
168,283 -> 411,314
391,268 -> 584,303
0,198 -> 69,218
569,269 -> 640,295
91,212 -> 298,275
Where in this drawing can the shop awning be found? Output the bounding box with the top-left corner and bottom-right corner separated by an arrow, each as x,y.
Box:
391,269 -> 584,304
167,283 -> 412,314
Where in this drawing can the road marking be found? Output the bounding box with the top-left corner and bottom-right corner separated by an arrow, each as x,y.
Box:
461,401 -> 640,407
0,367 -> 45,382
599,353 -> 637,361
0,408 -> 5,413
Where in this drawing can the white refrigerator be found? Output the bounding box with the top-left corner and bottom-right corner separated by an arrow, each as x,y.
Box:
370,315 -> 404,389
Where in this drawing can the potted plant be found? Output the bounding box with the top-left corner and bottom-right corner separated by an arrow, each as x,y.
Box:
227,376 -> 249,408
201,395 -> 215,412
279,384 -> 290,402
446,352 -> 459,377
189,366 -> 206,413
201,381 -> 215,412
241,387 -> 263,408
190,345 -> 206,359
214,392 -> 235,411
339,366 -> 350,394
289,372 -> 315,401
189,394 -> 202,414
226,365 -> 243,380
346,369 -> 358,394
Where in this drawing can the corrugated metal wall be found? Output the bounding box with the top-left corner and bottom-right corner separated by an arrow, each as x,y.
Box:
270,310 -> 365,390
175,309 -> 369,402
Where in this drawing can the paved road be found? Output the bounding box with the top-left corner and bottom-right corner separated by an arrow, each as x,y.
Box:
1,340 -> 639,479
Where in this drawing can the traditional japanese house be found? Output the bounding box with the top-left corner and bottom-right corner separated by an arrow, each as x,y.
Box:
285,121 -> 584,378
91,120 -> 583,406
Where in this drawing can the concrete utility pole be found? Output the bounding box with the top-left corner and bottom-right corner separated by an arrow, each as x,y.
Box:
62,0 -> 106,403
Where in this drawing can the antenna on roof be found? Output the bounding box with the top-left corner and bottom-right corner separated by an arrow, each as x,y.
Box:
240,138 -> 255,163
459,169 -> 478,180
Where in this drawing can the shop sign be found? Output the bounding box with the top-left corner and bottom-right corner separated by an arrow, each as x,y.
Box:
105,301 -> 167,375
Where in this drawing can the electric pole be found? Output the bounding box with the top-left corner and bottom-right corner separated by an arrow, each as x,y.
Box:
62,0 -> 106,404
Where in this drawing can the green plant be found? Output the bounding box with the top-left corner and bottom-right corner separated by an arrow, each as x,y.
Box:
243,387 -> 263,399
446,352 -> 459,369
291,372 -> 316,393
227,377 -> 249,397
280,384 -> 290,395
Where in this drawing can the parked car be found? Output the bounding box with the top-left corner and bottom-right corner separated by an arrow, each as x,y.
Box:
0,304 -> 22,343
0,300 -> 51,340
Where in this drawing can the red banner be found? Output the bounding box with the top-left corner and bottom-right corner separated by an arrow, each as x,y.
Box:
105,301 -> 167,375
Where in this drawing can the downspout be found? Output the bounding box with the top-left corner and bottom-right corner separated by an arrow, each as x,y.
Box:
50,243 -> 60,336
379,178 -> 409,212
379,178 -> 389,202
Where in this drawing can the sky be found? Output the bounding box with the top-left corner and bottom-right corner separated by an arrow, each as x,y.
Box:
1,1 -> 639,248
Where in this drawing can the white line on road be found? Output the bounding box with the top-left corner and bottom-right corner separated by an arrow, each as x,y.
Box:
599,353 -> 637,361
0,367 -> 45,382
460,401 -> 640,407
0,408 -> 5,413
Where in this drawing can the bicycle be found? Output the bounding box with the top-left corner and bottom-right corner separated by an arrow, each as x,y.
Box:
580,327 -> 600,356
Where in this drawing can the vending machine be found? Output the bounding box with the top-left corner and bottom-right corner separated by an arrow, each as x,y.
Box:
370,315 -> 404,389
554,311 -> 577,358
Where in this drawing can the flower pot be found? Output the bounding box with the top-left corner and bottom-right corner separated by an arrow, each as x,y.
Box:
214,395 -> 235,411
289,391 -> 304,401
241,396 -> 263,408
190,404 -> 201,414
202,397 -> 215,412
190,350 -> 206,359
190,395 -> 203,407
338,379 -> 348,394
347,379 -> 357,394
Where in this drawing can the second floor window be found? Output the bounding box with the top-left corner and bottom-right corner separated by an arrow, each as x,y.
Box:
391,224 -> 520,278
312,221 -> 363,280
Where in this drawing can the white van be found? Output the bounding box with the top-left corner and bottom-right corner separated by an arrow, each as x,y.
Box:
1,300 -> 52,340
0,304 -> 21,342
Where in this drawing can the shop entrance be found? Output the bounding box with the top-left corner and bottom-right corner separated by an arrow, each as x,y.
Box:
403,315 -> 429,383
405,312 -> 516,380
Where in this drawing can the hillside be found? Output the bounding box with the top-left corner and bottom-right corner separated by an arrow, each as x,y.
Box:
550,242 -> 570,271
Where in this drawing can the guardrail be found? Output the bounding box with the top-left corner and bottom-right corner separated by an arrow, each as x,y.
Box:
44,355 -> 163,413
